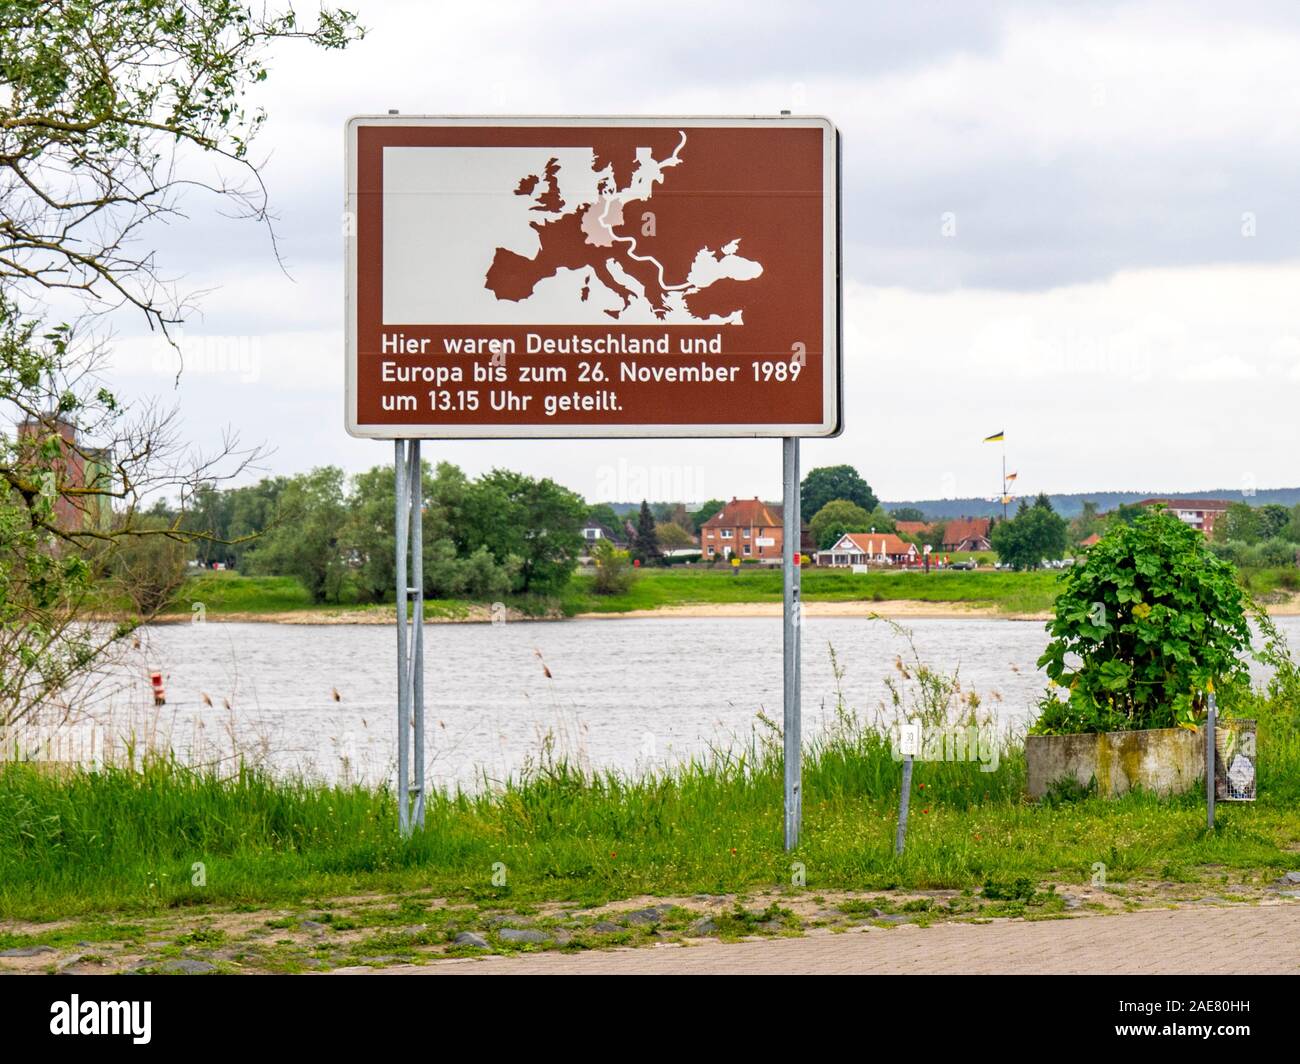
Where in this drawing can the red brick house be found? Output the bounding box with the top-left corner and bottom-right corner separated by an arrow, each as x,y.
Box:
16,416 -> 114,532
699,497 -> 812,562
1138,498 -> 1231,536
940,516 -> 992,552
893,516 -> 992,552
816,531 -> 919,567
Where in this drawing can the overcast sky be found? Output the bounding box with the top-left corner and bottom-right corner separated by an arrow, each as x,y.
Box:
105,0 -> 1300,505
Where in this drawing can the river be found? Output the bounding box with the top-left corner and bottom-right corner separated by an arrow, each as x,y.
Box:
26,614 -> 1300,790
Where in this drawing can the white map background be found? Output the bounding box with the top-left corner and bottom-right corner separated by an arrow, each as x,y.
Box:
381,143 -> 762,325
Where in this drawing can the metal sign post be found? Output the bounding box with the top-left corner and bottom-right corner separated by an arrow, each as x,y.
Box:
395,439 -> 425,835
895,756 -> 914,854
1205,687 -> 1216,831
895,723 -> 920,854
346,115 -> 842,835
782,437 -> 802,851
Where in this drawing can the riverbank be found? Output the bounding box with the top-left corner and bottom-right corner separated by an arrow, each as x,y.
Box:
153,599 -> 1050,625
158,569 -> 1300,624
2,680 -> 1296,925
2,749 -> 1297,971
3,640 -> 1296,972
575,600 -> 1053,620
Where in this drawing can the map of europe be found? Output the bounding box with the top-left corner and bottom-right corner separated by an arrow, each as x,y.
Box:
483,132 -> 763,323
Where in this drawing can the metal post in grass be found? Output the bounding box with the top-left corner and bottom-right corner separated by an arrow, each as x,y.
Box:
1206,684 -> 1216,831
895,723 -> 919,854
394,439 -> 426,836
782,436 -> 802,851
895,754 -> 914,854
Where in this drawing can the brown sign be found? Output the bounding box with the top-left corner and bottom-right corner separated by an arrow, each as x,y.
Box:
345,116 -> 840,438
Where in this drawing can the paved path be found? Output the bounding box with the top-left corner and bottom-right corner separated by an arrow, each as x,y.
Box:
343,905 -> 1300,975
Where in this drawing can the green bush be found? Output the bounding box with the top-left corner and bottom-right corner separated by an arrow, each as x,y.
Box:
590,539 -> 637,595
1033,509 -> 1254,734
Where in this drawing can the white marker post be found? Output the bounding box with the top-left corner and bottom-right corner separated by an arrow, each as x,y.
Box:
896,723 -> 921,854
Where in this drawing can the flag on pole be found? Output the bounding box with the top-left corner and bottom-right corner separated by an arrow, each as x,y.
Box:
983,431 -> 1005,442
1005,472 -> 1018,481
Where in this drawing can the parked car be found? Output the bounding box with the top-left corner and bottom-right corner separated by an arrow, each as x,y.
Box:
950,560 -> 978,570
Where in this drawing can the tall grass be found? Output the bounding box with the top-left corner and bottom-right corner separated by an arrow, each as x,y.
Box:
4,627 -> 1297,921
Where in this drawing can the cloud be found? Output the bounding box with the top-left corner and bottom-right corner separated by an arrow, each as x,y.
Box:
1176,358 -> 1259,382
65,0 -> 1300,500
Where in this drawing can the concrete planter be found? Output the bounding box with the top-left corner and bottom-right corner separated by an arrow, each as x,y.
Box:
1026,727 -> 1203,799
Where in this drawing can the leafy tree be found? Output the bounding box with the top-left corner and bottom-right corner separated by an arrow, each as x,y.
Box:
689,498 -> 725,533
809,499 -> 872,550
586,503 -> 621,534
990,496 -> 1068,569
1034,510 -> 1254,733
186,477 -> 286,568
865,505 -> 897,534
1112,502 -> 1145,526
243,468 -> 349,603
801,465 -> 877,518
590,538 -> 637,595
1257,503 -> 1291,542
655,522 -> 695,550
110,516 -> 192,615
631,500 -> 662,566
1215,502 -> 1259,544
0,4 -> 360,725
1069,500 -> 1106,546
1254,538 -> 1298,567
890,506 -> 927,523
912,520 -> 947,550
421,463 -> 521,599
459,469 -> 585,595
341,465 -> 402,604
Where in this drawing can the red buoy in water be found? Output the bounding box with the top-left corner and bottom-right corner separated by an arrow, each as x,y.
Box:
149,671 -> 166,706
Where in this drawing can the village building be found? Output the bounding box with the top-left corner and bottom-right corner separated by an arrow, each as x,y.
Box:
578,520 -> 629,564
16,416 -> 114,532
815,531 -> 919,568
891,516 -> 992,552
699,497 -> 812,562
1138,498 -> 1231,536
939,516 -> 993,552
580,520 -> 627,549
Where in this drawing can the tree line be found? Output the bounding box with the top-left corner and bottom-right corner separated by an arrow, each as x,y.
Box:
167,464 -> 590,604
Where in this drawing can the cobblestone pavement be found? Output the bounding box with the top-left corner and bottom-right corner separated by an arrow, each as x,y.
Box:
342,904 -> 1300,975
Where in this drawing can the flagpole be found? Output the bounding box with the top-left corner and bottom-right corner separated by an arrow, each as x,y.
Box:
1002,444 -> 1007,521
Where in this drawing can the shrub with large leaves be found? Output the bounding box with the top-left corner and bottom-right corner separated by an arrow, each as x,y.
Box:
1034,509 -> 1253,734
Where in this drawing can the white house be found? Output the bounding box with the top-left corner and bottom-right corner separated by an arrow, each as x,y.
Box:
815,531 -> 919,568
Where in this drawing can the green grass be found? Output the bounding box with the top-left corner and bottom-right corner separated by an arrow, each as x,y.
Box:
172,572 -> 317,614
152,567 -> 1067,621
2,676 -> 1295,922
159,572 -> 539,620
563,567 -> 1064,615
155,564 -> 1298,621
1238,565 -> 1300,601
